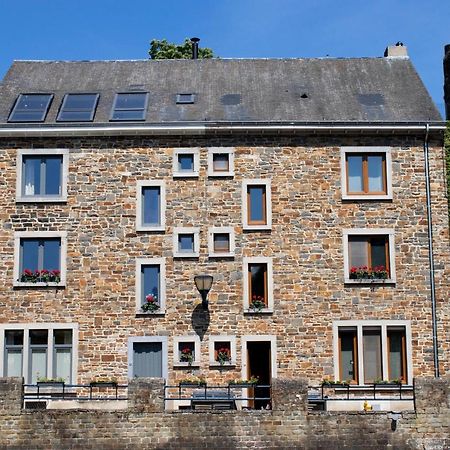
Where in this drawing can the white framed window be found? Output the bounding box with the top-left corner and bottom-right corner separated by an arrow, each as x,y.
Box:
207,147 -> 235,177
16,149 -> 69,202
242,179 -> 272,231
127,336 -> 168,379
173,335 -> 201,367
136,258 -> 166,314
209,335 -> 236,367
0,323 -> 78,384
208,227 -> 235,258
341,147 -> 392,200
172,148 -> 200,178
333,320 -> 412,385
173,227 -> 200,258
243,257 -> 273,313
343,229 -> 396,284
136,181 -> 166,232
13,231 -> 67,287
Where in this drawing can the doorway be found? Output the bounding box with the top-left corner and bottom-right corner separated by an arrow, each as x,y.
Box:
128,337 -> 168,379
246,341 -> 272,409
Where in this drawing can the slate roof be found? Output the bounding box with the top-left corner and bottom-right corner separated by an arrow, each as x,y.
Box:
0,58 -> 442,125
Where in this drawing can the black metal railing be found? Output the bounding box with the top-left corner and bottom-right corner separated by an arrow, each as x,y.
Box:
23,383 -> 128,405
164,383 -> 272,410
308,381 -> 415,410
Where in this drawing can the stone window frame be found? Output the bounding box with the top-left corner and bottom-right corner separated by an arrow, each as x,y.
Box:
340,146 -> 393,200
208,335 -> 237,367
342,228 -> 396,284
332,320 -> 412,386
172,148 -> 200,178
135,257 -> 166,315
207,226 -> 235,258
16,149 -> 69,203
13,231 -> 68,287
127,336 -> 168,379
207,147 -> 235,177
242,179 -> 272,231
173,335 -> 201,368
243,256 -> 274,313
0,322 -> 78,384
172,227 -> 200,258
135,180 -> 166,232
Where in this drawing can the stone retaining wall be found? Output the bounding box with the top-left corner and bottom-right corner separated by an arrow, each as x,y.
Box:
0,377 -> 448,449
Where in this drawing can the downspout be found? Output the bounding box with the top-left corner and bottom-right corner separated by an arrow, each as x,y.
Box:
423,123 -> 440,377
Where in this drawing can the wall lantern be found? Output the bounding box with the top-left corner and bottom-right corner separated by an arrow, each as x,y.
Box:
194,275 -> 213,310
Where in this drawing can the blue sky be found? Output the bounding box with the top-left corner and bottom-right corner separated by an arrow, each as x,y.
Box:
1,0 -> 448,116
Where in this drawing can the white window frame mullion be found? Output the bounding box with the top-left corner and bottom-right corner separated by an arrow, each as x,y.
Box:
381,324 -> 389,381
23,330 -> 30,384
47,328 -> 54,380
357,326 -> 364,385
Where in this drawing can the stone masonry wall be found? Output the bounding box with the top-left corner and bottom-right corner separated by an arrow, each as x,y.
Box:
0,377 -> 449,449
0,135 -> 448,386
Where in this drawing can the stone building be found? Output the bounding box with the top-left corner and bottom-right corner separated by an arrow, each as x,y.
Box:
0,44 -> 448,402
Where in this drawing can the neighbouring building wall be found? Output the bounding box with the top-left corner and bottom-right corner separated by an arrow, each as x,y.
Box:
0,135 -> 449,386
0,377 -> 449,449
445,44 -> 450,119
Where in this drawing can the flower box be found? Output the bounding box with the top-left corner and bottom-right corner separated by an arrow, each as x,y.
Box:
89,381 -> 118,388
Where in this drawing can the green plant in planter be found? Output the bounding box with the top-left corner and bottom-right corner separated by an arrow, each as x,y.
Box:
217,347 -> 232,365
37,377 -> 65,383
249,295 -> 265,311
180,346 -> 194,365
229,376 -> 259,385
179,376 -> 206,386
141,293 -> 159,313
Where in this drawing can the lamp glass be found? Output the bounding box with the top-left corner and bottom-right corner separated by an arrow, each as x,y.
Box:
194,275 -> 213,293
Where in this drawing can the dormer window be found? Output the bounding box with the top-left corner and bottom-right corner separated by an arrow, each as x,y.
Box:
57,94 -> 99,122
110,93 -> 148,121
8,94 -> 53,122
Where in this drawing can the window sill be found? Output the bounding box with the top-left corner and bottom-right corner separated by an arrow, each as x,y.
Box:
136,225 -> 165,232
344,278 -> 396,285
173,172 -> 199,178
244,308 -> 273,315
342,194 -> 392,201
13,281 -> 65,288
173,252 -> 199,258
208,252 -> 235,258
209,362 -> 236,368
243,225 -> 272,231
208,172 -> 235,178
136,310 -> 166,316
16,196 -> 67,203
173,362 -> 200,368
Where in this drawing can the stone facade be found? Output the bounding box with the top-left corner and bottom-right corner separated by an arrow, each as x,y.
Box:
0,133 -> 448,386
0,377 -> 449,449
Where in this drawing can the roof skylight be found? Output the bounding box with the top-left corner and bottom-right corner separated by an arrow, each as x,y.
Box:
110,92 -> 148,121
8,94 -> 53,122
57,94 -> 99,122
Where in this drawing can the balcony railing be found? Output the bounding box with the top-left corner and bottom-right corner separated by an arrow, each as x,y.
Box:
164,383 -> 272,410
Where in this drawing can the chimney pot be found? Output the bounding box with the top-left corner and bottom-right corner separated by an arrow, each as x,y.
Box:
384,44 -> 408,58
190,37 -> 200,59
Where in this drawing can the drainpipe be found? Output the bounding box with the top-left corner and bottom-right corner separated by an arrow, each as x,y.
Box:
423,123 -> 440,377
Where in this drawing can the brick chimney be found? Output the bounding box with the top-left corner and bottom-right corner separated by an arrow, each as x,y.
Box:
384,42 -> 408,57
444,44 -> 450,120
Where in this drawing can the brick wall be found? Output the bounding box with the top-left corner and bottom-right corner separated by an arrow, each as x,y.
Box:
0,377 -> 449,449
0,135 -> 448,386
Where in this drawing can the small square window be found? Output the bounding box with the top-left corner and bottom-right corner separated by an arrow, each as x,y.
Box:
14,232 -> 67,287
243,257 -> 273,313
8,94 -> 53,122
209,336 -> 237,367
57,94 -> 99,122
110,92 -> 148,121
208,227 -> 235,258
343,229 -> 396,283
173,336 -> 200,367
136,258 -> 166,314
136,181 -> 166,232
341,147 -> 392,200
207,148 -> 235,177
173,149 -> 200,178
173,227 -> 200,258
176,93 -> 195,104
242,180 -> 272,230
16,149 -> 69,203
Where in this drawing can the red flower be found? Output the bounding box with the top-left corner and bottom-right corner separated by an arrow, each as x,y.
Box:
24,269 -> 33,276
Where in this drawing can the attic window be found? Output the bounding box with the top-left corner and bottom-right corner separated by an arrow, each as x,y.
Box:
110,92 -> 148,121
176,94 -> 195,104
57,94 -> 99,122
8,94 -> 53,122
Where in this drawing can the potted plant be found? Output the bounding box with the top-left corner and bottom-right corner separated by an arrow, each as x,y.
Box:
179,346 -> 194,365
179,376 -> 206,387
141,293 -> 159,313
20,269 -> 61,283
36,377 -> 66,387
89,377 -> 118,388
321,379 -> 350,387
217,347 -> 232,366
349,265 -> 388,280
229,376 -> 259,386
373,378 -> 402,386
249,295 -> 265,312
